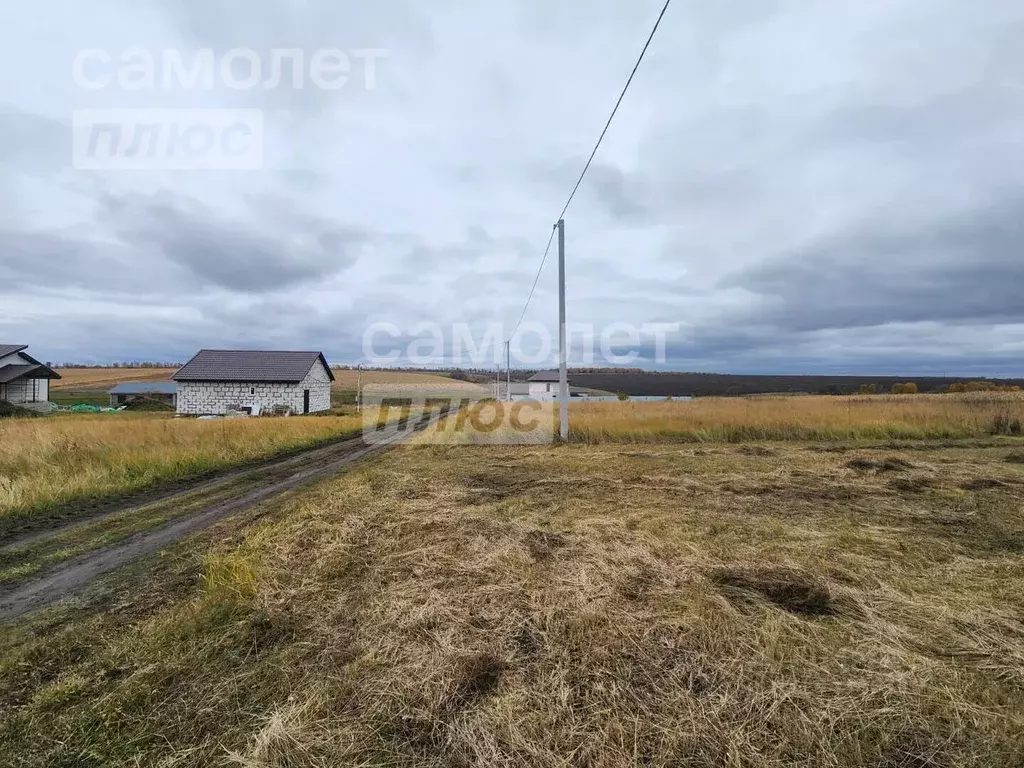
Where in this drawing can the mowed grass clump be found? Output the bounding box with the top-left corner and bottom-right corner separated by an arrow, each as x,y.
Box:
2,442 -> 1022,765
570,392 -> 1024,443
0,414 -> 363,524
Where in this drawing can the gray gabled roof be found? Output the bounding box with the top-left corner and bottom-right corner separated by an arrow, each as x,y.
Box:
0,365 -> 43,384
0,344 -> 28,359
109,381 -> 178,395
0,358 -> 61,383
172,350 -> 335,383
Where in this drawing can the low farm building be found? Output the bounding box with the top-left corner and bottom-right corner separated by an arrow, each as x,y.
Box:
0,344 -> 60,410
172,349 -> 334,416
108,381 -> 177,408
526,370 -> 572,400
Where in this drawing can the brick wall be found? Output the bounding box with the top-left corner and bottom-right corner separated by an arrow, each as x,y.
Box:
176,361 -> 333,416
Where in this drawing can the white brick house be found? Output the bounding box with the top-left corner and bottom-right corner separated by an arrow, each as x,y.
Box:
526,370 -> 570,400
0,344 -> 60,410
172,350 -> 335,416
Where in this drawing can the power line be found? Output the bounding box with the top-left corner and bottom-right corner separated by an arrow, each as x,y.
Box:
508,224 -> 556,340
506,0 -> 672,340
556,0 -> 673,222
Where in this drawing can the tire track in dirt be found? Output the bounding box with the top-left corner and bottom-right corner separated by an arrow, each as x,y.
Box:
0,422 -> 426,621
0,436 -> 369,551
0,436 -> 364,553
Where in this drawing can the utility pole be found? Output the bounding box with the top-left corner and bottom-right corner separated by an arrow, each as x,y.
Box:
356,364 -> 362,411
505,340 -> 511,401
557,219 -> 568,441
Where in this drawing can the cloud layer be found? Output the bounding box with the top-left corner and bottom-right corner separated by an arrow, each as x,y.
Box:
1,0 -> 1022,373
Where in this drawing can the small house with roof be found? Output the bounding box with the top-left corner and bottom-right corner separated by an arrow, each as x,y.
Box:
0,344 -> 60,410
108,381 -> 178,408
527,370 -> 570,400
172,349 -> 335,416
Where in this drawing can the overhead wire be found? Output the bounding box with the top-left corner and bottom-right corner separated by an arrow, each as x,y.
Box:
506,0 -> 673,340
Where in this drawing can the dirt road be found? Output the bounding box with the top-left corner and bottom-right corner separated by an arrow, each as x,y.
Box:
0,423 -> 420,621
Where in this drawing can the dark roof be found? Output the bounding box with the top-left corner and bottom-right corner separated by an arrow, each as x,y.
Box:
528,370 -> 570,383
0,362 -> 61,383
0,365 -> 41,384
172,350 -> 335,383
0,346 -> 61,380
109,381 -> 178,395
0,344 -> 28,359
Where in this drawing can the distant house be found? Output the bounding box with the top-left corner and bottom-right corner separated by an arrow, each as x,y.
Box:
0,344 -> 60,410
172,350 -> 335,416
500,382 -> 532,401
109,381 -> 177,408
527,370 -> 571,400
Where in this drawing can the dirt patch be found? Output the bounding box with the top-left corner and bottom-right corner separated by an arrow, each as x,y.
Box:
889,476 -> 938,494
878,728 -> 954,768
736,445 -> 778,457
524,530 -> 568,562
460,468 -> 546,504
617,564 -> 659,601
709,566 -> 842,618
447,651 -> 505,708
959,478 -> 1007,491
845,457 -> 915,473
719,480 -> 865,503
0,400 -> 43,419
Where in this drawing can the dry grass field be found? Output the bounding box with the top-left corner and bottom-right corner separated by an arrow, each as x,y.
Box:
1,439 -> 1023,765
0,415 -> 363,527
47,366 -> 477,394
330,369 -> 484,392
570,393 -> 1024,442
50,368 -> 176,391
1,395 -> 1023,766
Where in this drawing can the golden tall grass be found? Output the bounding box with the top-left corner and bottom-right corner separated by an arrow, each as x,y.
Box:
329,369 -> 486,392
0,414 -> 362,520
570,393 -> 1024,442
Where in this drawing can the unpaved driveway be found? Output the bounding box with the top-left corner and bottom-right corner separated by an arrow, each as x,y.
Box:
0,424 -> 419,621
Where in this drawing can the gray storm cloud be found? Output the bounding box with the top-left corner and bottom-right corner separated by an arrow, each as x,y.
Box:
0,0 -> 1021,372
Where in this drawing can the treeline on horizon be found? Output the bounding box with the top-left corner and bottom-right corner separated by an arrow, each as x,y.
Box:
559,371 -> 1024,397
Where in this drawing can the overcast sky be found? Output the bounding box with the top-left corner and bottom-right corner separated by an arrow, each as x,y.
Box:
1,0 -> 1022,374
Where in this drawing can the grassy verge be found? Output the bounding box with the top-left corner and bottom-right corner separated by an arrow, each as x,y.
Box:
48,392 -> 110,408
0,414 -> 363,534
1,441 -> 1022,765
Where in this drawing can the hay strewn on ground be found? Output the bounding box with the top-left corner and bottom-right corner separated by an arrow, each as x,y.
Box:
2,441 -> 1022,766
